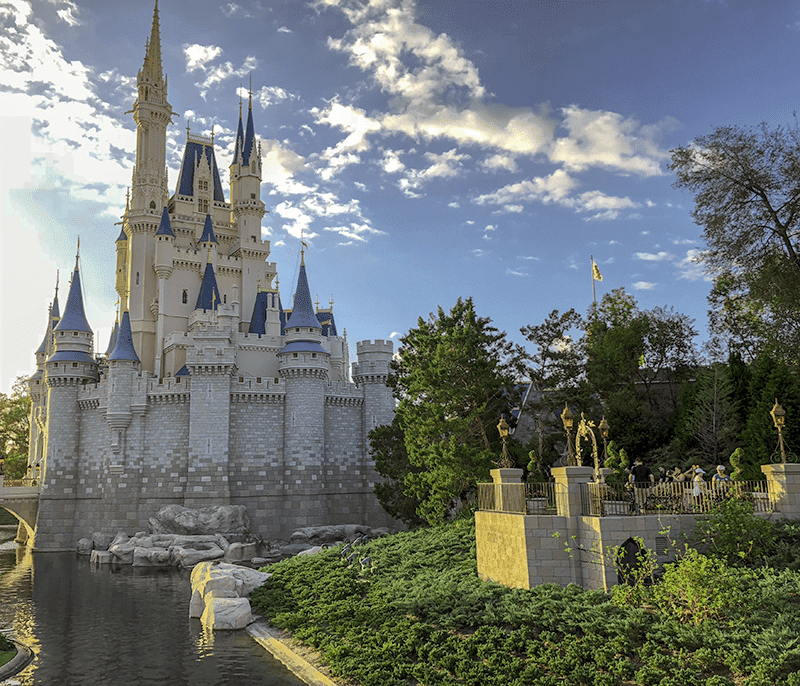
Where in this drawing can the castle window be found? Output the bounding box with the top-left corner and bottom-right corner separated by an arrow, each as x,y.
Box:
312,353 -> 317,358
136,272 -> 140,285
223,294 -> 227,304
182,289 -> 188,304
293,353 -> 298,358
150,201 -> 156,209
199,199 -> 209,214
250,193 -> 256,199
72,362 -> 78,368
74,332 -> 78,336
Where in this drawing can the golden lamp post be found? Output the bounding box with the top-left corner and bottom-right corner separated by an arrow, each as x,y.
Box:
561,404 -> 576,466
770,399 -> 788,464
497,415 -> 513,468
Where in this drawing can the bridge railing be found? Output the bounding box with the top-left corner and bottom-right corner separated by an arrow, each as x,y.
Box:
0,476 -> 39,491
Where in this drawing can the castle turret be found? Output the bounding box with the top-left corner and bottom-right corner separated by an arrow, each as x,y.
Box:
153,206 -> 175,377
278,255 -> 330,513
38,251 -> 98,549
353,339 -> 395,437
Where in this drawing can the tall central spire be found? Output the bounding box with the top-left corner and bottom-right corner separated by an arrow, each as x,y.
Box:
141,0 -> 163,84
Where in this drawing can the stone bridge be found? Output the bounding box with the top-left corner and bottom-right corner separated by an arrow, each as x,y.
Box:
0,477 -> 39,544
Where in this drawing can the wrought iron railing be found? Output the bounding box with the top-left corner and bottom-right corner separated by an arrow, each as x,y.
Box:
477,482 -> 563,514
0,477 -> 38,488
580,480 -> 775,517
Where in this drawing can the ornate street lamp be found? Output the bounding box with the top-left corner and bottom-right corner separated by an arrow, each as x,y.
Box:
561,404 -> 576,466
771,399 -> 788,464
497,414 -> 512,468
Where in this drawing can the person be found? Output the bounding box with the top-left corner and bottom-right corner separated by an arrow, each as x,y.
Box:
712,465 -> 732,494
692,467 -> 706,497
629,459 -> 654,487
629,459 -> 654,513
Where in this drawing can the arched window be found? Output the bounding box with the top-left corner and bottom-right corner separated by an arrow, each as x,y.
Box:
149,201 -> 156,209
182,289 -> 188,304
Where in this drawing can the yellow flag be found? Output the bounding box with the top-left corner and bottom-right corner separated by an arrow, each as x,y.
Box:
592,260 -> 603,282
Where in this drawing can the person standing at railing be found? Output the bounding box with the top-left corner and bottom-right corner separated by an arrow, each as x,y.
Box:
629,459 -> 654,513
712,465 -> 732,495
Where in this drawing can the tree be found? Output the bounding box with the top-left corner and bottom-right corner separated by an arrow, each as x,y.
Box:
0,377 -> 31,479
670,123 -> 800,357
373,298 -> 523,526
519,308 -> 590,464
683,364 -> 738,465
585,289 -> 698,457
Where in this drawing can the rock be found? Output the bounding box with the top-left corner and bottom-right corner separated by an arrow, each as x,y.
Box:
90,550 -> 112,565
189,561 -> 270,622
251,557 -> 268,566
171,543 -> 224,568
132,546 -> 172,567
201,595 -> 253,630
297,545 -> 323,557
289,524 -> 372,546
148,504 -> 250,537
279,543 -> 312,557
109,531 -> 129,548
76,538 -> 93,555
108,542 -> 136,565
92,532 -> 116,551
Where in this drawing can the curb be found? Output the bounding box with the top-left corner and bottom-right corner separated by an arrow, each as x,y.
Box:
0,639 -> 35,681
246,622 -> 339,686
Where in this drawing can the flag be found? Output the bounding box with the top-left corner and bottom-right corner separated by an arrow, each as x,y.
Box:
592,260 -> 603,282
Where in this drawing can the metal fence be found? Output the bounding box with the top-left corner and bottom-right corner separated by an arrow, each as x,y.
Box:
0,478 -> 38,488
477,481 -> 564,514
580,480 -> 775,517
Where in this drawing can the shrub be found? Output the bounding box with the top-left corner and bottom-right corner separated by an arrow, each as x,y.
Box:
694,498 -> 775,567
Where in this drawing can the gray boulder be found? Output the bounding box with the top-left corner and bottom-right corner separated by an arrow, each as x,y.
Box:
148,504 -> 250,537
76,538 -> 93,555
92,532 -> 116,551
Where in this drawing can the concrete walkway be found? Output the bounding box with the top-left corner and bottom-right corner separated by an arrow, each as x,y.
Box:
247,621 -> 340,686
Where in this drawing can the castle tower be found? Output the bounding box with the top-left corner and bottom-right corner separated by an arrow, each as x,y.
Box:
353,339 -> 395,445
125,0 -> 174,371
278,255 -> 330,513
37,251 -> 98,549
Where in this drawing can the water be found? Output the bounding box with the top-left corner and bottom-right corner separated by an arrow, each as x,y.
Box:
0,541 -> 307,686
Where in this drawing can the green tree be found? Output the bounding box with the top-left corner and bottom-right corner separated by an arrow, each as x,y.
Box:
683,364 -> 738,465
519,308 -> 591,464
0,377 -> 31,479
584,289 -> 698,457
670,123 -> 800,358
374,298 -> 523,526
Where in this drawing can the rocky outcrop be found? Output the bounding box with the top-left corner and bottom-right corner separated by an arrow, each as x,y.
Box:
148,504 -> 249,538
190,561 -> 271,630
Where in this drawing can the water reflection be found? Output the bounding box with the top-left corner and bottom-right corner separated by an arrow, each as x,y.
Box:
0,549 -> 305,686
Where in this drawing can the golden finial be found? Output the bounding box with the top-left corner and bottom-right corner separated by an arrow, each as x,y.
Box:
54,270 -> 59,300
75,236 -> 80,270
315,295 -> 320,310
329,294 -> 334,310
186,120 -> 191,137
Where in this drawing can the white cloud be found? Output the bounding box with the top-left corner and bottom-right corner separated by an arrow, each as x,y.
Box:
253,85 -> 296,108
184,44 -> 223,72
473,169 -> 576,209
380,149 -> 405,174
260,139 -> 312,195
506,268 -> 528,277
54,0 -> 83,26
676,249 -> 709,281
634,251 -> 674,262
518,255 -> 539,261
398,148 -> 470,196
633,281 -> 656,290
550,106 -> 674,177
672,238 -> 696,245
447,201 -> 460,208
323,222 -> 386,242
480,153 -> 518,172
471,248 -> 485,257
277,26 -> 292,33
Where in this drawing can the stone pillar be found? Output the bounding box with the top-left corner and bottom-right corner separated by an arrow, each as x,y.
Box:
761,463 -> 800,518
489,468 -> 524,512
550,466 -> 595,586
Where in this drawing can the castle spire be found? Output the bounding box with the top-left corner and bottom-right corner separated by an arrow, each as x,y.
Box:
233,91 -> 245,165
108,311 -> 140,363
51,270 -> 60,319
195,262 -> 221,312
54,247 -> 92,333
287,257 -> 322,330
141,0 -> 163,84
242,78 -> 255,165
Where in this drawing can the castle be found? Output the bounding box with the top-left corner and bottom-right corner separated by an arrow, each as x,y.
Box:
23,2 -> 396,550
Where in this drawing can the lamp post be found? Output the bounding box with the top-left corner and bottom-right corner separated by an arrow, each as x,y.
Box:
497,414 -> 512,468
598,416 -> 610,482
770,399 -> 788,464
561,404 -> 576,466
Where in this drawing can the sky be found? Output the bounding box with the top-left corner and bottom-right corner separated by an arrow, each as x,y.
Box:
2,0 -> 800,393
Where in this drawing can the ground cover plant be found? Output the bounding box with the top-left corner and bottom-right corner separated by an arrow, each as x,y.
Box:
252,519 -> 800,686
0,632 -> 15,668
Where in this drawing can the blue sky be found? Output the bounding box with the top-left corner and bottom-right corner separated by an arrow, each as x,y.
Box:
2,0 -> 799,393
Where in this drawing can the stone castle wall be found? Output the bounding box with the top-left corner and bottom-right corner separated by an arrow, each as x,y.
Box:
31,365 -> 397,549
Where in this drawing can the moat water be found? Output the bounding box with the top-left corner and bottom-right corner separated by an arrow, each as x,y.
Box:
0,536 -> 306,685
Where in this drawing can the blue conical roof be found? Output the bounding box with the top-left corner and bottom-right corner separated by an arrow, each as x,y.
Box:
199,214 -> 217,243
195,262 -> 221,311
155,206 -> 174,236
243,95 -> 255,165
248,290 -> 268,334
233,101 -> 244,165
287,262 -> 321,329
104,320 -> 120,356
54,267 -> 92,333
116,227 -> 128,243
108,311 -> 140,362
51,290 -> 60,320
